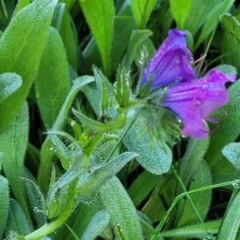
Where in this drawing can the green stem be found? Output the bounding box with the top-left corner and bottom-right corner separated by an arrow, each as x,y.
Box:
196,27 -> 216,75
38,78 -> 94,191
107,107 -> 141,161
148,177 -> 239,240
21,210 -> 70,240
171,165 -> 206,230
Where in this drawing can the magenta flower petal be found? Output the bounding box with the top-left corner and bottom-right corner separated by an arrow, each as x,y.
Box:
141,29 -> 196,90
162,69 -> 236,138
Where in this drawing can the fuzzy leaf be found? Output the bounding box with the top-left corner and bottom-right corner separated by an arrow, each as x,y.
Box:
0,176 -> 9,239
100,176 -> 144,240
170,0 -> 191,29
211,157 -> 239,184
128,170 -> 160,207
12,0 -> 30,16
5,199 -> 32,236
131,0 -> 157,28
38,76 -> 94,191
81,210 -> 110,240
79,0 -> 114,75
161,219 -> 221,238
123,115 -> 172,175
214,64 -> 237,75
178,160 -> 212,227
222,142 -> 240,171
55,203 -> 100,239
221,13 -> 240,74
111,10 -> 136,69
184,0 -> 219,35
179,137 -> 209,188
35,26 -> 71,128
52,3 -> 78,71
205,80 -> 240,166
23,169 -> 47,227
195,0 -> 234,49
218,192 -> 240,240
77,152 -> 138,200
0,72 -> 22,103
0,0 -> 57,131
0,102 -> 29,218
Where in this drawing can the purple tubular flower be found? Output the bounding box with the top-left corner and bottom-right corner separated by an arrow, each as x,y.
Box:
162,70 -> 236,138
141,29 -> 196,90
141,28 -> 236,138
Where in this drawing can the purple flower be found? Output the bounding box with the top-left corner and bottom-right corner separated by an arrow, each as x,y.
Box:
141,29 -> 236,138
163,70 -> 235,138
141,29 -> 196,90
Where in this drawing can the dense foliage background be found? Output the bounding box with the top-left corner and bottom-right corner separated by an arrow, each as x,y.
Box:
1,0 -> 240,239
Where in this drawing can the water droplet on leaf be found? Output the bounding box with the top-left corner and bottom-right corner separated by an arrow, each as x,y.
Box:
189,56 -> 194,64
232,179 -> 240,188
138,57 -> 144,66
33,207 -> 40,213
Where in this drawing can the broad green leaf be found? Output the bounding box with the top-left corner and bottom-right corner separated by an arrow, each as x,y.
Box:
221,13 -> 240,73
55,202 -> 100,239
184,0 -> 219,36
82,83 -> 101,116
0,152 -> 3,171
0,72 -> 22,103
52,3 -> 78,71
0,102 -> 30,218
79,0 -> 114,75
195,0 -> 234,49
161,219 -> 221,238
0,176 -> 9,239
217,192 -> 240,240
211,157 -> 239,184
47,150 -> 83,204
38,76 -> 94,191
93,133 -> 119,162
5,199 -> 32,237
128,170 -> 160,207
81,210 -> 110,240
138,212 -> 157,240
123,115 -> 172,175
205,80 -> 240,167
222,142 -> 240,171
131,0 -> 157,28
214,64 -> 237,75
170,0 -> 191,29
77,152 -> 138,200
178,160 -> 212,227
100,176 -> 144,240
111,9 -> 136,70
47,178 -> 76,220
35,26 -> 71,128
0,0 -> 58,132
179,137 -> 209,188
12,0 -> 30,16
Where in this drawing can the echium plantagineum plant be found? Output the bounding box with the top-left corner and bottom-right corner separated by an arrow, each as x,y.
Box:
1,1 -> 240,240
139,29 -> 236,139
